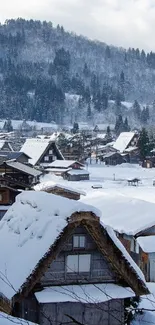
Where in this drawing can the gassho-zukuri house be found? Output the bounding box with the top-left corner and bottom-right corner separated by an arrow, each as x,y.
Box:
0,191 -> 149,325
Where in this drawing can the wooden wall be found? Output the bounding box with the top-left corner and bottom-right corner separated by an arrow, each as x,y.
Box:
41,226 -> 115,286
39,300 -> 124,325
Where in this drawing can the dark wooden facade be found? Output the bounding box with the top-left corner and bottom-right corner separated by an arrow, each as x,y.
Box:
63,170 -> 89,181
103,152 -> 125,166
38,142 -> 63,166
11,222 -> 148,325
0,162 -> 41,189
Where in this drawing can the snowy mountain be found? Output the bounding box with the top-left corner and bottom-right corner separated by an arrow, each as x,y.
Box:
0,18 -> 155,127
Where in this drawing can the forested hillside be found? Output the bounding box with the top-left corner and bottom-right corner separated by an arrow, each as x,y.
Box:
0,18 -> 155,127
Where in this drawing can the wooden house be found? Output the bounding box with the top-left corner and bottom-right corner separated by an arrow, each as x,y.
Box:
46,159 -> 84,176
20,138 -> 64,166
0,140 -> 13,152
82,192 -> 155,279
103,152 -> 126,166
0,191 -> 148,325
63,169 -> 90,181
135,224 -> 155,282
0,160 -> 42,189
0,151 -> 30,164
35,181 -> 86,200
113,132 -> 139,154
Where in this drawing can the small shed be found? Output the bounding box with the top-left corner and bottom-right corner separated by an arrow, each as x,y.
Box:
103,152 -> 126,166
35,182 -> 86,200
63,169 -> 89,181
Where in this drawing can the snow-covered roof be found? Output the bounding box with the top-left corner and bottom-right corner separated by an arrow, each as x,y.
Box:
20,138 -> 52,165
81,192 -> 155,235
124,146 -> 138,153
105,224 -> 145,282
35,283 -> 135,304
34,181 -> 86,196
5,160 -> 42,177
0,191 -> 100,299
113,132 -> 136,153
0,140 -> 13,151
0,313 -> 38,325
48,159 -> 84,168
137,236 -> 155,253
67,169 -> 89,175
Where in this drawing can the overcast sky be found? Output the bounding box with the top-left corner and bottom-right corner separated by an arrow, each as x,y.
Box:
0,0 -> 154,51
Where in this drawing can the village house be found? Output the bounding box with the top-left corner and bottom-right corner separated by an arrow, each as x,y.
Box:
81,192 -> 155,281
63,168 -> 90,181
45,159 -> 85,176
20,138 -> 64,166
112,132 -> 140,164
0,191 -> 148,325
0,140 -> 13,152
0,151 -> 30,164
113,132 -> 139,153
0,160 -> 42,190
35,181 -> 86,200
102,152 -> 126,166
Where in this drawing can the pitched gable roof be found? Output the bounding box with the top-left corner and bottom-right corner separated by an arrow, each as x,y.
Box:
3,160 -> 42,177
0,140 -> 13,152
0,151 -> 31,160
113,132 -> 136,153
48,160 -> 84,168
20,138 -> 63,165
0,192 -> 148,304
82,192 -> 155,236
0,191 -> 100,300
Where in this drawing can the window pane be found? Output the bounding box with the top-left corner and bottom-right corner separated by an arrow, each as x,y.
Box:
79,254 -> 91,272
67,255 -> 78,273
73,236 -> 79,248
79,236 -> 85,248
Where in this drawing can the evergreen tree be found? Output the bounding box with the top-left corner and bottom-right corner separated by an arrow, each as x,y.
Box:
141,106 -> 149,124
124,117 -> 130,131
115,115 -> 124,135
138,128 -> 151,159
3,119 -> 13,132
105,46 -> 111,59
72,122 -> 79,134
105,125 -> 112,142
133,100 -> 141,120
87,102 -> 91,119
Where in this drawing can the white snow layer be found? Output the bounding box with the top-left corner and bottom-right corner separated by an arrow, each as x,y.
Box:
0,191 -> 100,299
105,224 -> 145,282
67,169 -> 89,175
34,180 -> 86,196
113,132 -> 135,152
82,191 -> 155,235
20,138 -> 51,165
48,160 -> 81,168
0,313 -> 38,325
137,236 -> 155,253
35,283 -> 135,304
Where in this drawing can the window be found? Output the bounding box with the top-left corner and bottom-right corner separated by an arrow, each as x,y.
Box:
44,156 -> 49,161
66,254 -> 91,273
73,235 -> 85,248
49,149 -> 53,155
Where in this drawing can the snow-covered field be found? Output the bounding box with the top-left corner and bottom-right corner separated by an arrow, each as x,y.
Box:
41,163 -> 155,204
